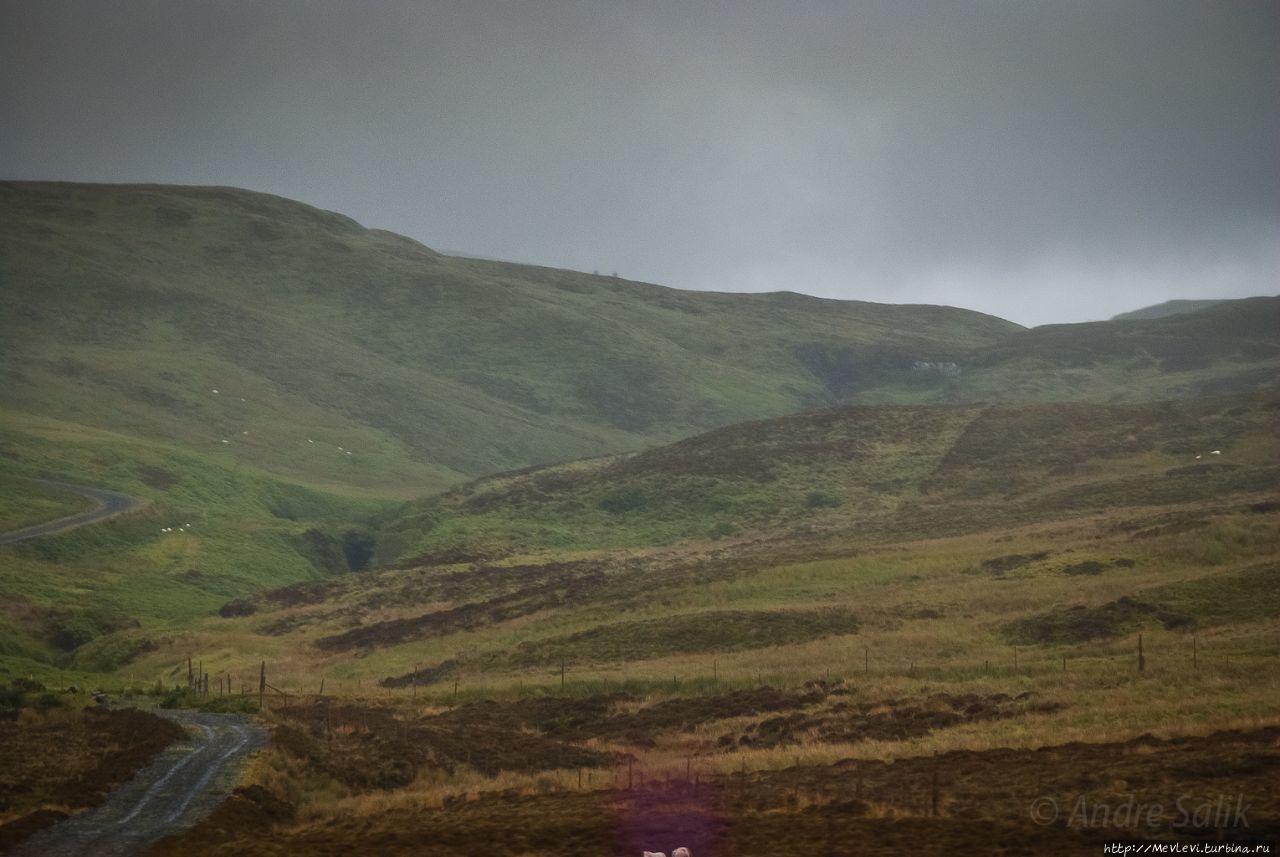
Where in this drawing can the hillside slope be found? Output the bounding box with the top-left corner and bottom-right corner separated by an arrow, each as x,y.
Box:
378,390 -> 1280,561
0,408 -> 385,676
942,297 -> 1280,403
1111,299 -> 1227,321
130,390 -> 1279,710
0,181 -> 1019,494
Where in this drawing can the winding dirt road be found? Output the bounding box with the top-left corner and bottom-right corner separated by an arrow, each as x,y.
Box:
9,709 -> 268,857
0,480 -> 146,545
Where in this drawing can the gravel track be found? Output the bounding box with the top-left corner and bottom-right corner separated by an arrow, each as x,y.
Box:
9,710 -> 268,857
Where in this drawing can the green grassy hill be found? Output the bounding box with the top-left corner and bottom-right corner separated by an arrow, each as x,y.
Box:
1,181 -> 1020,495
3,180 -> 1278,689
0,179 -> 1016,682
0,409 -> 386,677
9,182 -> 1273,500
941,297 -> 1280,403
1111,298 -> 1228,321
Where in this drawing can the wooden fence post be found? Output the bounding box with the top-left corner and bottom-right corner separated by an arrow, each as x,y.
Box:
930,753 -> 940,817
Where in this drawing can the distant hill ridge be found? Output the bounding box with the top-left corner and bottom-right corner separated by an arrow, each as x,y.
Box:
3,181 -> 1278,495
1111,299 -> 1230,321
0,181 -> 1016,491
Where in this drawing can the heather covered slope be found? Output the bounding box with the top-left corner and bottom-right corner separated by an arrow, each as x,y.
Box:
377,391 -> 1280,561
119,391 -> 1279,786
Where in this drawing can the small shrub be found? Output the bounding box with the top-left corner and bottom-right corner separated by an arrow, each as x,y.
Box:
708,521 -> 739,540
805,491 -> 843,509
597,488 -> 645,515
32,692 -> 63,712
1063,560 -> 1107,576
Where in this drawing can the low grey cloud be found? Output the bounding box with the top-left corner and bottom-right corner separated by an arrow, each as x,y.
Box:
2,0 -> 1276,325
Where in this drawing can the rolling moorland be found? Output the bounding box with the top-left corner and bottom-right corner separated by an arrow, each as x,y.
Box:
98,389 -> 1280,854
1,182 -> 1278,854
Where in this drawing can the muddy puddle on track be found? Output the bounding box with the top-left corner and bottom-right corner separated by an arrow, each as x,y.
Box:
9,709 -> 268,857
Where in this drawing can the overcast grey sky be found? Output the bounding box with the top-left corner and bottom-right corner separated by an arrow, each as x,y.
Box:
2,1 -> 1276,325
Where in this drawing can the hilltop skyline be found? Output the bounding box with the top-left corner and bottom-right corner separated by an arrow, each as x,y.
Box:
2,0 -> 1277,325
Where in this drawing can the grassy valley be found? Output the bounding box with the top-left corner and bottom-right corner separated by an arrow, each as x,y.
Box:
0,410 -> 386,679
2,183 -> 1278,854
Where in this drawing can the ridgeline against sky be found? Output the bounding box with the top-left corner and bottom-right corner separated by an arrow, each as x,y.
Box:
2,0 -> 1276,325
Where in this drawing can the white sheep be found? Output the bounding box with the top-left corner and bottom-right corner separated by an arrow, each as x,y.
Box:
673,849 -> 692,857
642,852 -> 667,857
1210,450 -> 1221,455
